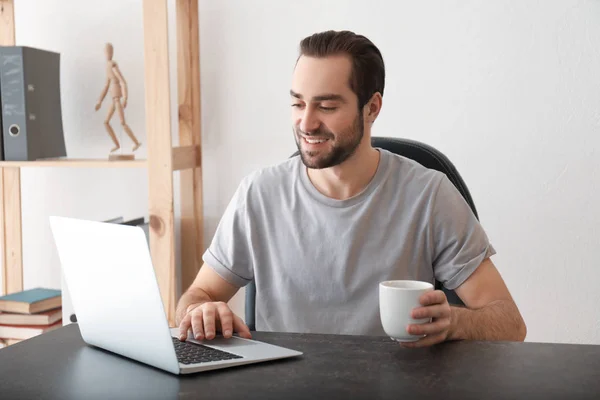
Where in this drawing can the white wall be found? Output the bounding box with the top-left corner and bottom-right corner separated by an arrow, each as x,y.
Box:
3,0 -> 599,345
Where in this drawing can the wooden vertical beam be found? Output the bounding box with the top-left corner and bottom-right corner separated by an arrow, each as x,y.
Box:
0,0 -> 23,296
176,0 -> 203,294
0,0 -> 15,45
142,0 -> 176,324
1,169 -> 22,295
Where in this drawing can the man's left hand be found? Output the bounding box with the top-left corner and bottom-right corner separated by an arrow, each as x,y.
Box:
402,290 -> 452,348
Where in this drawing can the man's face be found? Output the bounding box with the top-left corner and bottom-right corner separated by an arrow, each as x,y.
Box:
291,55 -> 364,169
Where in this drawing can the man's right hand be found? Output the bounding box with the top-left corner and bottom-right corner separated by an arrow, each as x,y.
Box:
178,301 -> 252,341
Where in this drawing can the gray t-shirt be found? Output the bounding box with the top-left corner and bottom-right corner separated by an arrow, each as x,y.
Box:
203,148 -> 495,336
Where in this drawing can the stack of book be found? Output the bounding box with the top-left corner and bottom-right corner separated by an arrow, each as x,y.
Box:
0,288 -> 62,348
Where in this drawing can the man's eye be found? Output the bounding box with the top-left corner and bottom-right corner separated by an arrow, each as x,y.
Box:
291,104 -> 303,108
320,106 -> 337,111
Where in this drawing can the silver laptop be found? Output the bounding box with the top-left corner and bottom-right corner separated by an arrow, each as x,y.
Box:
49,215 -> 302,375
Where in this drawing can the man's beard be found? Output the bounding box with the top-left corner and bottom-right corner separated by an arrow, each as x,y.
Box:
294,113 -> 364,169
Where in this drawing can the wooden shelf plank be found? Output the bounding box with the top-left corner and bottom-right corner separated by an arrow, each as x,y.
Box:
0,159 -> 148,168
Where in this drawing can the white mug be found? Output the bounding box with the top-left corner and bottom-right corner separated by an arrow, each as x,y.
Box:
379,280 -> 434,342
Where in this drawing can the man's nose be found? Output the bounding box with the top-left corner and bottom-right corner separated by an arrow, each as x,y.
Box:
299,108 -> 320,134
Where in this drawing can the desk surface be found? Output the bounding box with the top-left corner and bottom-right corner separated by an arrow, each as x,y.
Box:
1,324 -> 599,400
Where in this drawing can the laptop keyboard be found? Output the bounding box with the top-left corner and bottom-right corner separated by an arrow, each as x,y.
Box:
171,337 -> 244,364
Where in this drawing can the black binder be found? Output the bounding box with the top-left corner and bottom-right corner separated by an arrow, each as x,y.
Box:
0,46 -> 66,161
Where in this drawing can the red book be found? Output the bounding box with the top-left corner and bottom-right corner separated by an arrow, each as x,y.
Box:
0,320 -> 62,340
0,308 -> 62,326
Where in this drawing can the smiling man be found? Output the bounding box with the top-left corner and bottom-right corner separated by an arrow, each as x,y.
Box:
176,30 -> 527,347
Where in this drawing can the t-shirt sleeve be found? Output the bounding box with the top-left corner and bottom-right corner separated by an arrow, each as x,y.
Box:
430,174 -> 496,290
202,177 -> 254,288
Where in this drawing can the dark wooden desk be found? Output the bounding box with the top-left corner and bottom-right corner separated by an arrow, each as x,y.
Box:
1,324 -> 599,400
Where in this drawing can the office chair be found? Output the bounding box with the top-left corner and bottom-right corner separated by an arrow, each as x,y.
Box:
245,136 -> 478,330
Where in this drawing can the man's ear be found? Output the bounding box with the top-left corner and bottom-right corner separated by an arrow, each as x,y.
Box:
364,92 -> 383,124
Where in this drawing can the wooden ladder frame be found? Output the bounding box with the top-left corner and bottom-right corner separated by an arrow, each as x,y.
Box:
0,0 -> 203,327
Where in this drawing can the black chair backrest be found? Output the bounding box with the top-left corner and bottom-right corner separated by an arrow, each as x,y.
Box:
371,137 -> 479,219
245,136 -> 475,330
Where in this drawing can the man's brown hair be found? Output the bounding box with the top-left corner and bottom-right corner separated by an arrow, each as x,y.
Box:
298,30 -> 385,110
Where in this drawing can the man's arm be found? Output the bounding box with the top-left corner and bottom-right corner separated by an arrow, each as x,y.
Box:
448,258 -> 527,341
176,263 -> 251,340
404,258 -> 526,347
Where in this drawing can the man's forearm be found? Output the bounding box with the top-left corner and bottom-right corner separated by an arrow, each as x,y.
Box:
175,287 -> 213,325
448,300 -> 527,342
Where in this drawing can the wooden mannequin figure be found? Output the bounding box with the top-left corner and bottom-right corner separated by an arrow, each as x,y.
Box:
95,43 -> 141,159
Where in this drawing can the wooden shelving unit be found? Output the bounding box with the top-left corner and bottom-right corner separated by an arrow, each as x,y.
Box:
0,0 -> 204,326
0,160 -> 148,168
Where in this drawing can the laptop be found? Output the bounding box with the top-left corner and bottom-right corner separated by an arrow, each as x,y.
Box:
49,216 -> 302,375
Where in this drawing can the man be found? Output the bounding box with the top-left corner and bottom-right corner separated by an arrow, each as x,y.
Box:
176,30 -> 527,348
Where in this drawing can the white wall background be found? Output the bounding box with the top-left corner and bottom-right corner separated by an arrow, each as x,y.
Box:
2,0 -> 598,345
